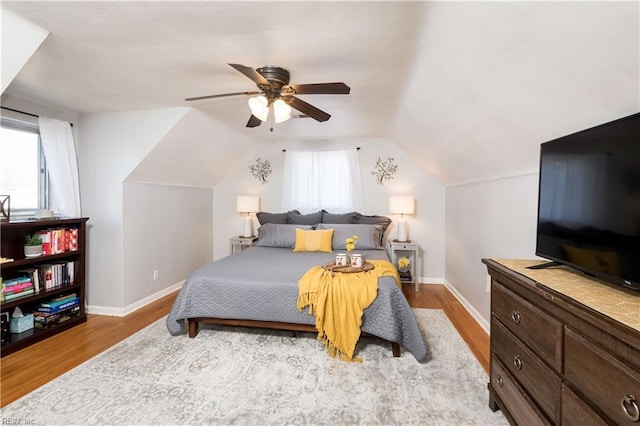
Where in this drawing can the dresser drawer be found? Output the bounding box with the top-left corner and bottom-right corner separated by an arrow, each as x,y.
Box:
561,383 -> 608,426
565,327 -> 640,425
490,355 -> 551,426
492,317 -> 561,422
492,281 -> 562,371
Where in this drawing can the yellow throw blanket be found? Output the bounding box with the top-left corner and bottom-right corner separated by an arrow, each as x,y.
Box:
297,260 -> 401,362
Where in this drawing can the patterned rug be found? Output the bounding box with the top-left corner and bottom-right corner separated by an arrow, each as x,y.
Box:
1,309 -> 507,425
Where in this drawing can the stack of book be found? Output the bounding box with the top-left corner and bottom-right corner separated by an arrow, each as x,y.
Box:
1,277 -> 35,302
34,294 -> 81,329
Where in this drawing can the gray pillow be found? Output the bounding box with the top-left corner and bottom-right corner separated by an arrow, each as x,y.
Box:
321,211 -> 361,224
254,224 -> 313,248
357,214 -> 392,234
316,223 -> 385,250
256,210 -> 300,225
286,210 -> 323,225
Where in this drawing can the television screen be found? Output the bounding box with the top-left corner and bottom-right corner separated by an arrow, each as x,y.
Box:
535,112 -> 640,290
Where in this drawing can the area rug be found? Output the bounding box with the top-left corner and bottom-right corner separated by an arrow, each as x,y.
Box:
1,309 -> 507,425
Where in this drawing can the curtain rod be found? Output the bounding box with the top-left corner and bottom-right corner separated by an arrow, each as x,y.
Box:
282,147 -> 360,152
1,106 -> 74,127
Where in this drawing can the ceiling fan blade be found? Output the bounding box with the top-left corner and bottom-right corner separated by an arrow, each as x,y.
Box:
246,114 -> 262,128
288,82 -> 351,95
185,91 -> 259,102
283,96 -> 331,122
229,63 -> 271,86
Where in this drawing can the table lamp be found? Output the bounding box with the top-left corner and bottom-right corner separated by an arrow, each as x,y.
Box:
389,195 -> 414,242
236,196 -> 260,237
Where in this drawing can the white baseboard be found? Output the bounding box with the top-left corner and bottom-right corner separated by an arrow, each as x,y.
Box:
442,279 -> 490,334
87,281 -> 183,317
419,277 -> 445,285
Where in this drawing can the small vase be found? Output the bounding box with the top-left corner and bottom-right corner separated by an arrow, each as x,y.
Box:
347,250 -> 353,266
24,244 -> 43,258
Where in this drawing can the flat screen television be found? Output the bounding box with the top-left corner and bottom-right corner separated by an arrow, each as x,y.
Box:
534,112 -> 640,291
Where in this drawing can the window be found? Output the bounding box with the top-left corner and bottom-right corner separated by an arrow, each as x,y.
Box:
0,119 -> 48,213
282,149 -> 363,213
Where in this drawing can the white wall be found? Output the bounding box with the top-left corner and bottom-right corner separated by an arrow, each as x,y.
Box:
212,137 -> 446,283
0,7 -> 48,93
77,108 -> 187,311
122,182 -> 212,311
445,172 -> 540,330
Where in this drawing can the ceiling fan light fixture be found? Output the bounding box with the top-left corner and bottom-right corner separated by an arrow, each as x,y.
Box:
273,99 -> 292,123
248,95 -> 269,121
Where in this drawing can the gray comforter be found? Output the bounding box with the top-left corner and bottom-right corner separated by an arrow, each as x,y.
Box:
166,247 -> 428,361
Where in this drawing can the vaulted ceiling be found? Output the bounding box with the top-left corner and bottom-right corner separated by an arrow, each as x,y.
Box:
2,1 -> 638,186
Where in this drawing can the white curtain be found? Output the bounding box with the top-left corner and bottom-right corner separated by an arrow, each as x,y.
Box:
38,117 -> 81,217
282,148 -> 363,213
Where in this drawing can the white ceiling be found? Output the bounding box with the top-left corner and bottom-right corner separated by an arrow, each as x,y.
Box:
2,1 -> 639,186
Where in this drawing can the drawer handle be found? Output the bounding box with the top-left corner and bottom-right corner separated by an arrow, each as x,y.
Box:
513,355 -> 523,370
511,310 -> 521,324
496,376 -> 503,387
622,394 -> 640,422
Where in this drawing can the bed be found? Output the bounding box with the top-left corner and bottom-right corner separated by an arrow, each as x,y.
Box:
166,215 -> 428,361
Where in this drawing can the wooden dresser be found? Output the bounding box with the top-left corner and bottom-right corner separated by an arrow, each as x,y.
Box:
483,258 -> 640,425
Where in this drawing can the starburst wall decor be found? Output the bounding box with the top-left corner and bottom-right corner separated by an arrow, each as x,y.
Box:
250,158 -> 272,184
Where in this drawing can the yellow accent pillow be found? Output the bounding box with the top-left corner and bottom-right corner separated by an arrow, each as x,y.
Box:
294,228 -> 334,252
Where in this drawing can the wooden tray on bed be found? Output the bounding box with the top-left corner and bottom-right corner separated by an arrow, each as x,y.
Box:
322,261 -> 374,273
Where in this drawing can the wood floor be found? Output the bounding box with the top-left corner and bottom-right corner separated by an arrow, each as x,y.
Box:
0,283 -> 489,408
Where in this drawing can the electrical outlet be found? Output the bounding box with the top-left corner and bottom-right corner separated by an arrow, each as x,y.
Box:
486,274 -> 491,292
153,270 -> 159,281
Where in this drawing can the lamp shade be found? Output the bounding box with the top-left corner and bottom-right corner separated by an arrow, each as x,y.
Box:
236,196 -> 260,213
248,96 -> 269,122
237,196 -> 260,238
273,99 -> 292,123
389,196 -> 415,215
389,195 -> 414,242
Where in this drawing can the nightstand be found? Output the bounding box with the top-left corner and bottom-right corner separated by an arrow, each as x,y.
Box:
230,236 -> 257,254
387,240 -> 420,292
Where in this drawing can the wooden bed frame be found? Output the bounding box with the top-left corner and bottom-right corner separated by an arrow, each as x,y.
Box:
187,317 -> 401,357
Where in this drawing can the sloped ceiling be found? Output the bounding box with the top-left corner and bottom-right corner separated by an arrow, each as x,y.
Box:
392,1 -> 640,185
2,1 -> 638,187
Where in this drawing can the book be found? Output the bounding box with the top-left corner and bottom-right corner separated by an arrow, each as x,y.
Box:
2,278 -> 21,287
69,228 -> 79,251
37,230 -> 52,255
67,260 -> 77,283
2,288 -> 35,301
2,281 -> 33,294
48,292 -> 77,302
37,299 -> 79,313
16,276 -> 31,285
41,264 -> 53,289
40,294 -> 77,307
18,268 -> 40,292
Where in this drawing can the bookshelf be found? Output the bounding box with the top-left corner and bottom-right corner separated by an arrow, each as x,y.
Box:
1,217 -> 88,357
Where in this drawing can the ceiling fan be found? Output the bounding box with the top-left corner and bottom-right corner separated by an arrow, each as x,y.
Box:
185,63 -> 350,130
